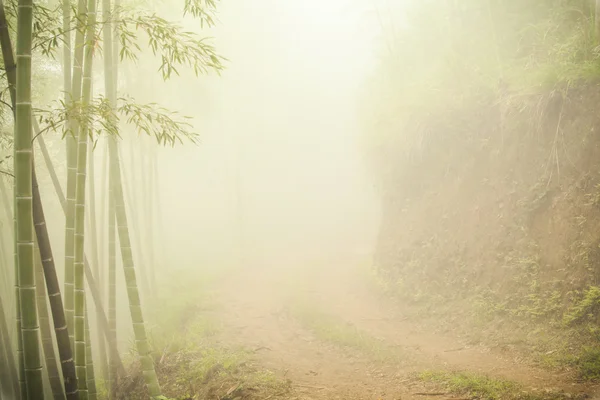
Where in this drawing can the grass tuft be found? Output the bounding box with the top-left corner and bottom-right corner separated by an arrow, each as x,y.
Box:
287,299 -> 409,364
418,370 -> 585,400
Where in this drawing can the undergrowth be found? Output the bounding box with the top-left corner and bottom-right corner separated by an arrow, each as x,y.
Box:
117,267 -> 291,400
365,243 -> 600,381
418,370 -> 587,400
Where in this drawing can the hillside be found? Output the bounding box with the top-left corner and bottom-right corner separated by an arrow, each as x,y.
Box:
363,0 -> 600,380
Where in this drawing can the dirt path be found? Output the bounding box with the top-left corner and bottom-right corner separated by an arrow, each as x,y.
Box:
308,263 -> 588,390
213,262 -> 599,399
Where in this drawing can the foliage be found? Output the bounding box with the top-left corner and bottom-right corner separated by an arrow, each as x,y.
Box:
116,12 -> 225,79
119,270 -> 290,400
35,95 -> 197,146
361,0 -> 600,163
0,0 -> 228,396
118,96 -> 196,145
563,286 -> 600,326
183,0 -> 218,27
2,0 -> 225,77
3,1 -> 64,57
574,346 -> 600,380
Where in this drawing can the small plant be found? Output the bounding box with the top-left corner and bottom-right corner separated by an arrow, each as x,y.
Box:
418,370 -> 582,400
419,370 -> 518,400
563,286 -> 600,326
574,346 -> 600,380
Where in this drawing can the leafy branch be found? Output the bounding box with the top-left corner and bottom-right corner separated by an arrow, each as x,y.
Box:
183,0 -> 219,28
118,96 -> 197,146
35,96 -> 197,147
116,13 -> 226,79
4,1 -> 64,57
5,0 -> 225,76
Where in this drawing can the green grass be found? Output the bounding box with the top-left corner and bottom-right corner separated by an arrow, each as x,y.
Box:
546,345 -> 600,382
286,299 -> 409,364
418,370 -> 584,400
119,267 -> 291,400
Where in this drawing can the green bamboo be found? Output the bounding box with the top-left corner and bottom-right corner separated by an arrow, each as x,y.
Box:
15,0 -> 44,397
36,135 -> 65,207
104,0 -> 160,391
34,125 -> 125,380
83,309 -> 96,400
152,154 -> 166,279
0,284 -> 18,400
13,64 -> 23,400
34,240 -> 65,400
0,175 -> 18,400
0,2 -> 78,397
74,0 -> 98,395
112,0 -> 119,97
107,153 -> 116,399
0,302 -> 12,397
96,141 -> 108,278
86,101 -> 108,385
145,140 -> 157,295
112,144 -> 162,398
12,82 -> 22,400
120,146 -> 150,299
0,220 -> 13,306
64,0 -> 88,357
0,311 -> 10,399
32,166 -> 80,400
0,176 -> 13,251
62,0 -> 72,95
101,0 -> 118,395
1,0 -> 26,395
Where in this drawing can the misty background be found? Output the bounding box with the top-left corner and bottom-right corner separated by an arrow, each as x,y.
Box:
152,0 -> 389,270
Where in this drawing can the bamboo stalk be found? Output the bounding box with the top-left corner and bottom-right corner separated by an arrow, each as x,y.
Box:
34,239 -> 66,400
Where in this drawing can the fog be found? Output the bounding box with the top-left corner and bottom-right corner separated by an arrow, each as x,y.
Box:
4,0 -> 600,398
152,0 -> 385,270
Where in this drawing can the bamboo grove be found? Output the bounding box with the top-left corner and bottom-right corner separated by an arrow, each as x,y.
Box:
0,0 -> 224,398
